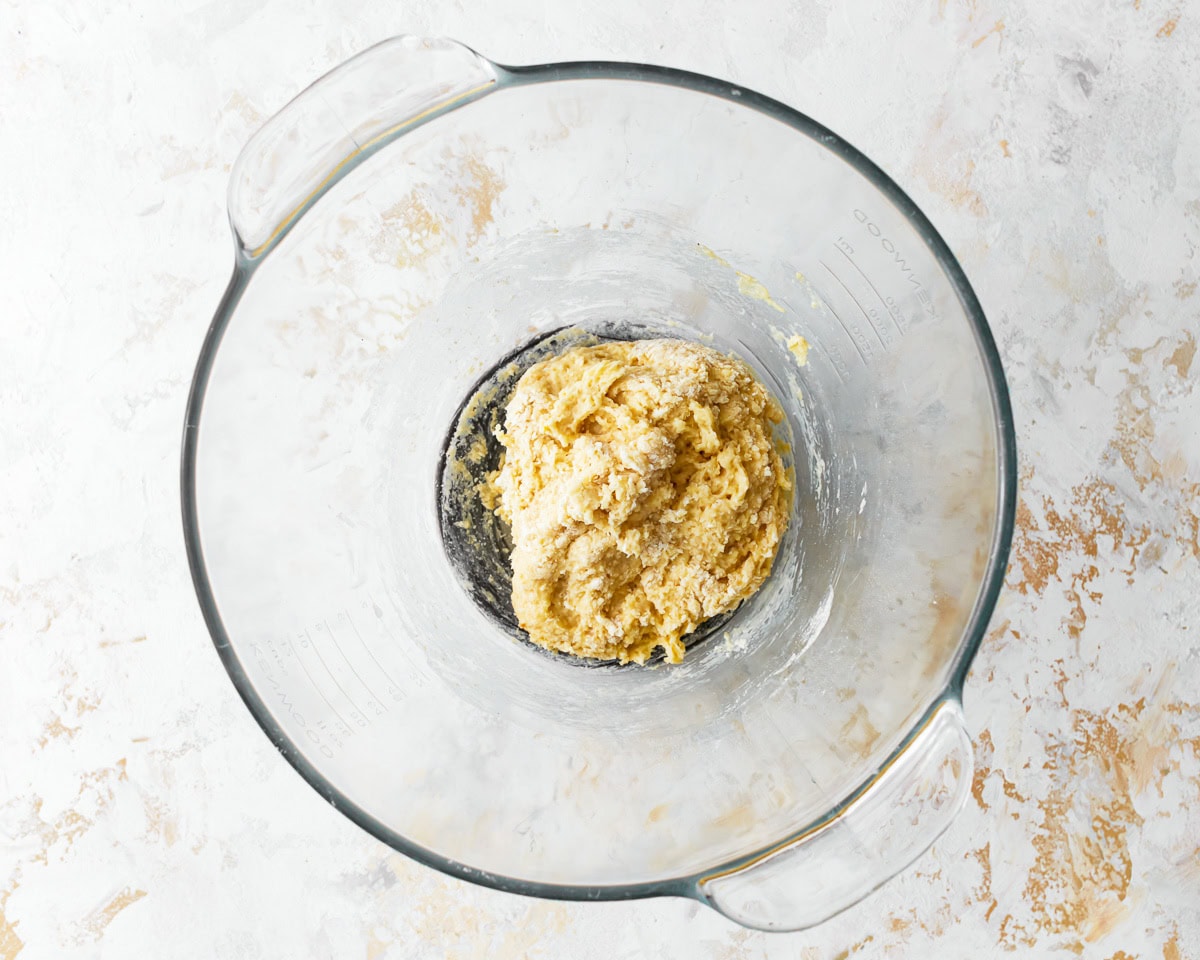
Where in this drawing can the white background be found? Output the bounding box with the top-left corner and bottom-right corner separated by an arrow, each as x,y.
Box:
2,0 -> 1199,956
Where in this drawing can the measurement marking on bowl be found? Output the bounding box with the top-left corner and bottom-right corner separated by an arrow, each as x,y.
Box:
812,269 -> 876,364
341,608 -> 406,701
286,637 -> 355,734
365,592 -> 428,689
817,298 -> 871,366
323,618 -> 389,715
252,642 -> 347,757
304,628 -> 371,728
819,261 -> 890,349
833,244 -> 908,335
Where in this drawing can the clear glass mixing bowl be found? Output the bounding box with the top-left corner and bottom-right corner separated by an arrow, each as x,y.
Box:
182,36 -> 1016,931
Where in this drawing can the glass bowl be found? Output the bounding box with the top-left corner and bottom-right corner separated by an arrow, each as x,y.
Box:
182,36 -> 1016,931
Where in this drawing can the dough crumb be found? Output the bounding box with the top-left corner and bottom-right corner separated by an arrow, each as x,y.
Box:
483,338 -> 791,664
787,335 -> 810,366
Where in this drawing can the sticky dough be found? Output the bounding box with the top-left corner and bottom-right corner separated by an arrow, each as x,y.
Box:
484,338 -> 792,664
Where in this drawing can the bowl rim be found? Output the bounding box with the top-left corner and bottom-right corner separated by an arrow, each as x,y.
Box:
181,54 -> 1018,903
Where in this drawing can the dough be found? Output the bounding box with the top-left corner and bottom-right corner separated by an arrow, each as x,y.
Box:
484,338 -> 792,664
787,335 -> 810,366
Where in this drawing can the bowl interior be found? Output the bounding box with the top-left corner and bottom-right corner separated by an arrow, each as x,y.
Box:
190,72 -> 1008,888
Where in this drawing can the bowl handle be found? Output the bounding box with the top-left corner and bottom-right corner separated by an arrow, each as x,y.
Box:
697,698 -> 973,931
227,36 -> 497,260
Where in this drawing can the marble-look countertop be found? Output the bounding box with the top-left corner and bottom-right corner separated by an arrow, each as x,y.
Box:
2,0 -> 1198,956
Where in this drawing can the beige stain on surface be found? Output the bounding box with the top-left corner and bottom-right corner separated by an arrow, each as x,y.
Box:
1008,471 -> 1149,640
12,758 -> 129,880
405,890 -> 571,960
914,109 -> 989,217
1008,472 -> 1065,592
452,155 -> 505,245
980,311 -> 1200,953
26,802 -> 93,866
78,888 -> 147,942
711,929 -> 758,960
838,704 -> 882,760
920,587 -> 973,684
970,19 -> 1005,47
98,635 -> 146,648
44,667 -> 102,742
156,135 -> 220,179
142,797 -> 178,847
37,715 -> 80,747
972,729 -> 1026,813
967,843 -> 998,921
223,91 -> 265,127
366,931 -> 390,960
996,683 -> 1200,952
380,191 -> 445,268
0,894 -> 22,960
831,934 -> 876,960
1165,331 -> 1195,379
1110,363 -> 1162,491
712,804 -> 757,832
1107,332 -> 1196,492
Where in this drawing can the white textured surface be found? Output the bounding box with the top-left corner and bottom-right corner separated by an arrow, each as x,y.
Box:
2,0 -> 1199,957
